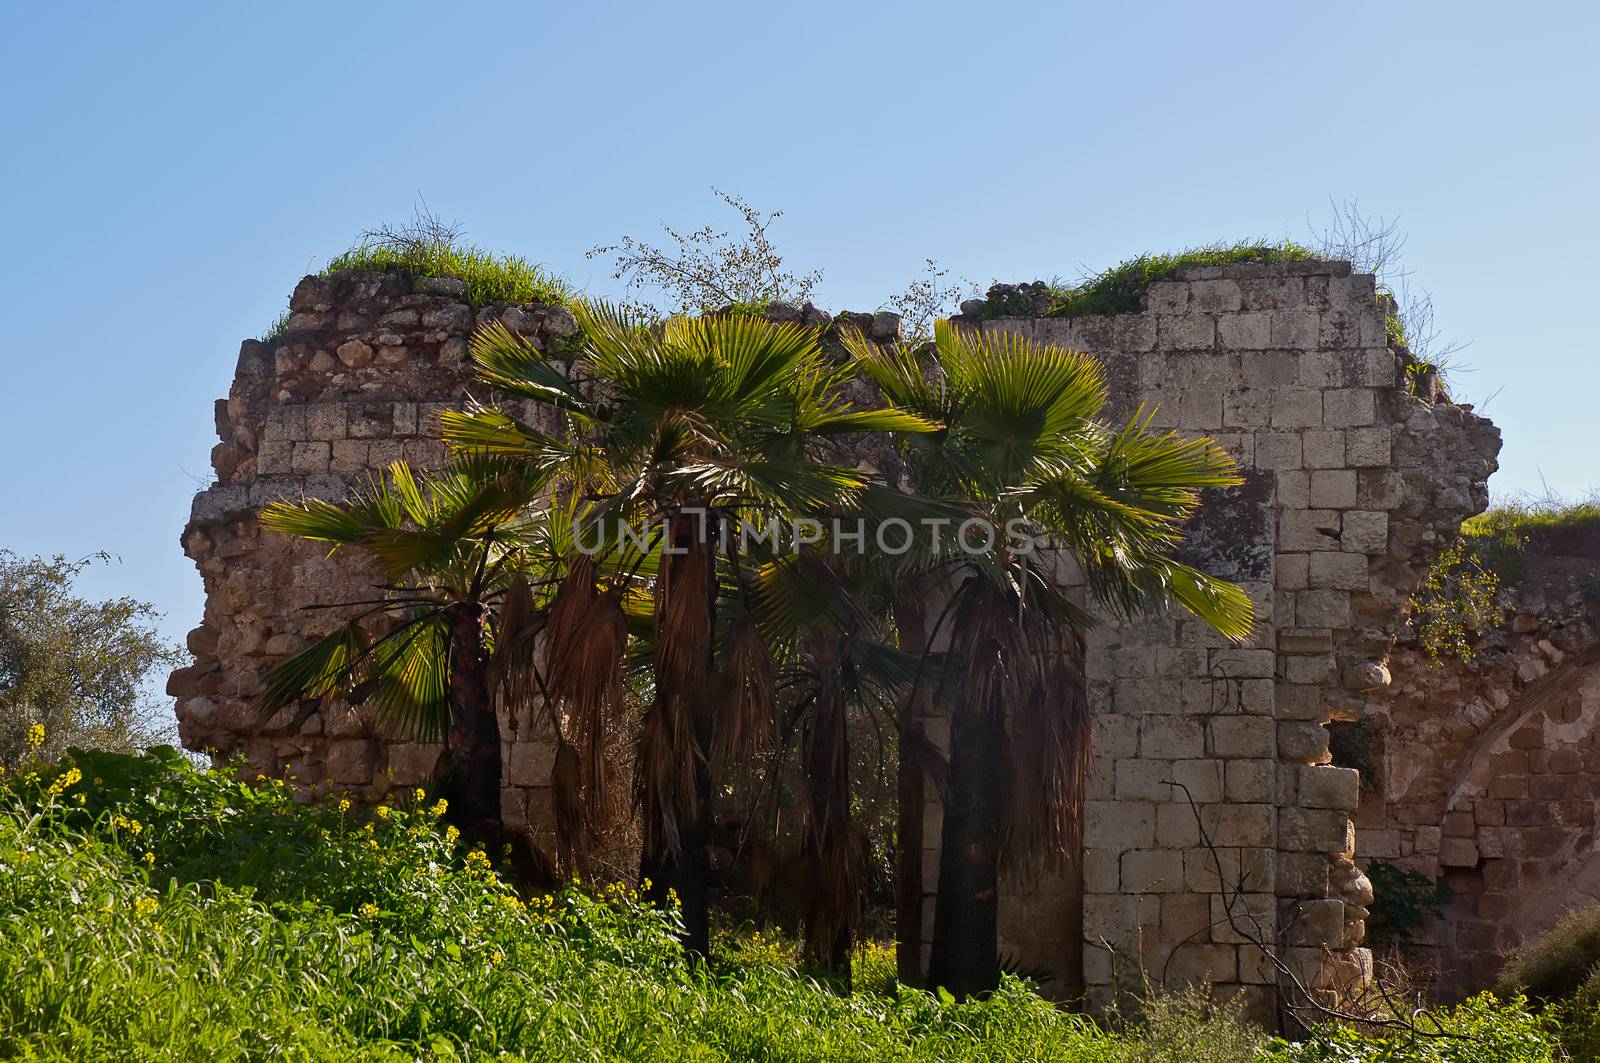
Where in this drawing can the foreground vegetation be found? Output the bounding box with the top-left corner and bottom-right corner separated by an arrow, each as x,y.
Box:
0,746 -> 1562,1061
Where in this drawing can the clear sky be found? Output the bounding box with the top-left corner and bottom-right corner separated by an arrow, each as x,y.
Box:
1,1 -> 1596,656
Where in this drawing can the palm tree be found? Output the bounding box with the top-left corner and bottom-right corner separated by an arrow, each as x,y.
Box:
256,458 -> 554,869
844,321 -> 1256,997
441,307 -> 931,956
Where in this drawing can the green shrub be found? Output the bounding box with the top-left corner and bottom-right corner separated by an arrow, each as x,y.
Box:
978,241 -> 1317,320
0,747 -> 1124,1061
1264,994 -> 1554,1061
1498,904 -> 1600,1004
1407,538 -> 1502,665
1365,859 -> 1451,946
1123,984 -> 1270,1062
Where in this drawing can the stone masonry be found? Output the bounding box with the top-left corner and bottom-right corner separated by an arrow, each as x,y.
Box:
174,259 -> 1500,1012
935,260 -> 1501,1013
1360,523 -> 1600,997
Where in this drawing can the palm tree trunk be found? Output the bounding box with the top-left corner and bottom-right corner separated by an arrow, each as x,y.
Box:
443,601 -> 503,848
802,636 -> 855,982
641,508 -> 718,958
892,592 -> 928,984
926,699 -> 1004,998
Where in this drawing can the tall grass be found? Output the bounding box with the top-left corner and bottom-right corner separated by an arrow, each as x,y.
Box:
323,238 -> 574,310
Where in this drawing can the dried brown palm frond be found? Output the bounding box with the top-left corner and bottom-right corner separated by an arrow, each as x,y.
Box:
636,690 -> 699,858
1002,630 -> 1090,877
713,612 -> 774,767
541,556 -> 630,864
488,573 -> 545,735
550,738 -> 586,878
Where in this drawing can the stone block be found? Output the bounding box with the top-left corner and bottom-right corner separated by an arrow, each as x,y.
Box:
1278,722 -> 1331,763
1440,837 -> 1480,868
1277,552 -> 1309,590
1239,277 -> 1304,311
1166,943 -> 1240,984
1209,893 -> 1276,945
290,440 -> 331,474
1190,280 -> 1242,313
1155,802 -> 1201,847
1341,510 -> 1388,554
1280,809 -> 1354,853
1323,388 -> 1376,427
1308,469 -> 1357,509
1122,849 -> 1186,892
1270,309 -> 1319,348
1172,759 -> 1225,803
1301,430 -> 1345,469
1083,849 -> 1121,892
326,739 -> 377,784
506,741 -> 558,787
1146,282 -> 1188,315
1295,590 -> 1351,628
1299,765 -> 1360,811
1201,803 -> 1275,847
1226,759 -> 1276,802
1279,511 -> 1341,552
1217,311 -> 1271,350
1271,389 -> 1323,428
305,405 -> 347,441
1277,852 -> 1330,897
385,743 -> 444,785
1222,388 -> 1271,428
330,440 -> 368,473
1141,716 -> 1205,759
347,403 -> 393,439
257,441 -> 294,475
1285,899 -> 1345,946
1085,800 -> 1155,851
1116,758 -> 1174,801
1158,315 -> 1215,350
1255,431 -> 1303,470
1091,714 -> 1140,758
1185,846 -> 1275,895
1210,716 -> 1276,759
1309,551 -> 1367,591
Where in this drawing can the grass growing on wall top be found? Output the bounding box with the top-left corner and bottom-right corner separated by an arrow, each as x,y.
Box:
323,238 -> 575,311
1461,499 -> 1600,586
979,240 -> 1319,319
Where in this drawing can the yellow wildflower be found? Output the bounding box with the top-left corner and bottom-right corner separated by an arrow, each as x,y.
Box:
374,805 -> 391,820
26,724 -> 45,750
445,825 -> 460,843
133,897 -> 158,917
143,851 -> 156,866
336,798 -> 351,814
430,799 -> 448,818
413,788 -> 427,802
489,950 -> 504,966
359,903 -> 379,918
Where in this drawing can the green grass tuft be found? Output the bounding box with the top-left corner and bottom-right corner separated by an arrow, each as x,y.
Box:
1461,499 -> 1600,586
323,239 -> 575,311
981,240 -> 1318,319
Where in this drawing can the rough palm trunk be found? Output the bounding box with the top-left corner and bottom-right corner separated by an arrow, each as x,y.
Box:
926,700 -> 1005,998
642,509 -> 718,958
443,600 -> 503,847
802,637 -> 855,982
892,592 -> 928,984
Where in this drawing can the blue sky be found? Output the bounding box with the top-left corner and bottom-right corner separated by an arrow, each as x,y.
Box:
1,1 -> 1596,654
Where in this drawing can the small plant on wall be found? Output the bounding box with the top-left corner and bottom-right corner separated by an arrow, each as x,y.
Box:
1407,539 -> 1501,665
1366,858 -> 1452,946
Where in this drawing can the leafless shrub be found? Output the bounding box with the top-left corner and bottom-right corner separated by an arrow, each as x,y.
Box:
1309,197 -> 1469,381
588,189 -> 823,317
883,259 -> 978,343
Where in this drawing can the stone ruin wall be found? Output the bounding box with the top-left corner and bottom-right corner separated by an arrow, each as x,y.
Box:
173,259 -> 1510,1012
1361,527 -> 1600,997
939,262 -> 1502,1013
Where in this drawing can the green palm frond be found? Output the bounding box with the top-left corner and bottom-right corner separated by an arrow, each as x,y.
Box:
256,621 -> 371,714
363,612 -> 452,741
469,322 -> 594,415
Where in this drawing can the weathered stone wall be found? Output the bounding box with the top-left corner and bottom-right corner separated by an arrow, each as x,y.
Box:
1360,527 -> 1600,996
169,270 -> 580,839
938,260 -> 1500,1013
174,258 -> 1502,1013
